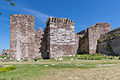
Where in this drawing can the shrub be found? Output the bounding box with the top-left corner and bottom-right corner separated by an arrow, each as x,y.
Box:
0,65 -> 16,73
75,53 -> 118,60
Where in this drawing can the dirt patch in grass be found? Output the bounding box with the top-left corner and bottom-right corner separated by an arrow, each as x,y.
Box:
0,60 -> 120,80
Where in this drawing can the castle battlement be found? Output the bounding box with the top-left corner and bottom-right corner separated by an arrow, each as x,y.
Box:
46,17 -> 74,24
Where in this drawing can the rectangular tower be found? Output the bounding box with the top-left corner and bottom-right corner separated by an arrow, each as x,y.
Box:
78,23 -> 111,54
46,17 -> 76,58
10,14 -> 36,60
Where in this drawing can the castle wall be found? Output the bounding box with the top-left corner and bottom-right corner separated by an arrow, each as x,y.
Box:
46,17 -> 76,58
75,34 -> 80,54
10,14 -> 36,60
10,14 -> 112,60
77,23 -> 111,54
40,27 -> 50,59
88,23 -> 111,54
35,27 -> 44,58
78,29 -> 89,53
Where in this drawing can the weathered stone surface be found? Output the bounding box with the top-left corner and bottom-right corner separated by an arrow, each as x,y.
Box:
10,14 -> 36,60
77,23 -> 111,54
110,37 -> 120,55
97,27 -> 120,55
35,27 -> 44,58
10,14 -> 118,60
40,27 -> 50,59
46,17 -> 76,58
97,41 -> 114,55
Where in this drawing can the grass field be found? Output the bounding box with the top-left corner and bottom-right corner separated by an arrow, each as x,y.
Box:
0,59 -> 120,80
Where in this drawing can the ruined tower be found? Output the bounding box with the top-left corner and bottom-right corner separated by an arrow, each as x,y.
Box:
10,14 -> 112,60
46,17 -> 76,58
10,14 -> 36,60
78,23 -> 111,54
35,27 -> 44,58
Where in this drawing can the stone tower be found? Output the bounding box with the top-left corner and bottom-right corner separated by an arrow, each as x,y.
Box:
78,23 -> 111,54
10,14 -> 36,60
46,17 -> 76,58
35,27 -> 44,58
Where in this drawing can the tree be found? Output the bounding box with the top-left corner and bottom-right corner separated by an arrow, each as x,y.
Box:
0,0 -> 16,15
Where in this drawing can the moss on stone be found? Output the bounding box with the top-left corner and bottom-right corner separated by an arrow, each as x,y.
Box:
98,33 -> 120,43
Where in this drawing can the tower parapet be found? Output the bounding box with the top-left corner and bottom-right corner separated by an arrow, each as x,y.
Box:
44,17 -> 76,58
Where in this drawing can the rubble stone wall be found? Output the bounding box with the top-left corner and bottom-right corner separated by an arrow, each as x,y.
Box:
88,23 -> 111,54
77,23 -> 111,54
35,27 -> 44,58
78,29 -> 89,53
46,17 -> 76,58
10,14 -> 114,60
10,14 -> 36,60
40,27 -> 50,59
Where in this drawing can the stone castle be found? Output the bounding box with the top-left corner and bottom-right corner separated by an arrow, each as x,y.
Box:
10,14 -> 120,60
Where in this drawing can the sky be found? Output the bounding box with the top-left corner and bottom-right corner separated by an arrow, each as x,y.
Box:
0,0 -> 120,53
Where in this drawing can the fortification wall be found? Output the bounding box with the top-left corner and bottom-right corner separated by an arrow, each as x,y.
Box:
77,23 -> 111,54
46,17 -> 76,58
10,14 -> 36,60
40,27 -> 50,59
35,27 -> 44,58
78,29 -> 89,53
88,23 -> 111,54
10,14 -> 113,60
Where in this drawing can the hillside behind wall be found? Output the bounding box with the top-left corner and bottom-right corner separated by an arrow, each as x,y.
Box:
46,17 -> 77,58
10,14 -> 36,60
77,23 -> 111,54
88,23 -> 111,54
97,27 -> 120,55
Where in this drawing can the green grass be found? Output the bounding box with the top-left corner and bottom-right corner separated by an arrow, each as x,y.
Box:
98,33 -> 120,43
0,59 -> 120,80
75,53 -> 118,60
0,65 -> 16,73
0,54 -> 120,80
0,64 -> 94,80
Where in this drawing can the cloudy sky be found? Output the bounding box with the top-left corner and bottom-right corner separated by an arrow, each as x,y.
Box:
0,0 -> 120,53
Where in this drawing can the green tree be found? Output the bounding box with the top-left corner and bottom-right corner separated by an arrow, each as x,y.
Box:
0,0 -> 16,15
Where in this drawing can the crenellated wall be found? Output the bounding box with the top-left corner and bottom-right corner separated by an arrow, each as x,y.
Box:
10,14 -> 114,60
46,17 -> 76,58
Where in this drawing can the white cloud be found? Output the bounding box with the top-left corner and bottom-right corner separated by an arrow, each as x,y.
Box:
22,8 -> 50,22
1,5 -> 51,22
